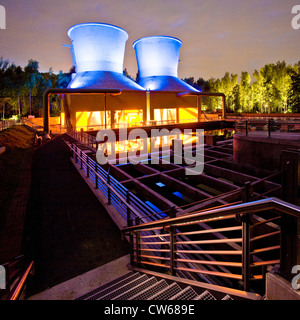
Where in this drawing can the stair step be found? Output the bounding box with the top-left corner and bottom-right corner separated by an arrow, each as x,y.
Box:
170,286 -> 198,300
78,272 -> 140,300
97,274 -> 149,300
222,294 -> 234,300
113,276 -> 158,300
77,271 -> 237,301
76,271 -> 135,300
148,282 -> 182,300
194,290 -> 217,300
129,279 -> 169,300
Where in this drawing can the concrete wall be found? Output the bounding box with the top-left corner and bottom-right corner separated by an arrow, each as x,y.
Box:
266,272 -> 300,300
233,134 -> 300,171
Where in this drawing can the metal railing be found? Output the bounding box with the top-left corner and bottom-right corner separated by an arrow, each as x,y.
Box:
0,119 -> 16,131
66,141 -> 167,226
235,118 -> 300,138
0,255 -> 34,300
68,115 -> 224,133
122,197 -> 300,293
68,130 -> 97,150
21,118 -> 44,131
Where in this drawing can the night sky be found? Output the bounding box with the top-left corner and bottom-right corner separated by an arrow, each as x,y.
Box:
0,0 -> 299,80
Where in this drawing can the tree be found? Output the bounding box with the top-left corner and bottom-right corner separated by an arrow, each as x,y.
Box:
219,72 -> 238,112
288,70 -> 300,112
273,61 -> 293,112
239,71 -> 251,112
252,69 -> 265,113
24,59 -> 39,115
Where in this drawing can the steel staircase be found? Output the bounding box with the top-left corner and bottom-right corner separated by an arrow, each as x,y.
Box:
76,270 -> 261,300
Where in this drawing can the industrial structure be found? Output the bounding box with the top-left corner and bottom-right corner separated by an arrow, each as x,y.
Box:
54,22 -> 224,133
2,22 -> 299,301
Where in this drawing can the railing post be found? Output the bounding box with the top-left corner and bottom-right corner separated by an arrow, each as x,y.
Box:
242,213 -> 251,292
128,219 -> 135,267
170,225 -> 177,276
80,150 -> 83,169
243,181 -> 252,203
161,227 -> 166,270
135,217 -> 141,268
126,190 -> 131,227
168,206 -> 177,276
169,205 -> 176,218
245,120 -> 248,136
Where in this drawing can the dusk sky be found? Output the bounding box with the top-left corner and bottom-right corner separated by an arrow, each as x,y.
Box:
1,0 -> 300,81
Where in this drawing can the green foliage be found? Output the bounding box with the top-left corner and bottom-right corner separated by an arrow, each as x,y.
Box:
0,58 -> 73,119
288,71 -> 300,112
1,57 -> 300,118
183,60 -> 299,114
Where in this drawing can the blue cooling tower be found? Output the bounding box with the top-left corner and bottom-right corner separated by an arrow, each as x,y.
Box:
67,23 -> 144,90
133,36 -> 199,92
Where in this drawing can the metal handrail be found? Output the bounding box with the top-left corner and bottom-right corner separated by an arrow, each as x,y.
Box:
0,119 -> 16,131
67,141 -> 159,225
9,261 -> 34,300
122,197 -> 300,292
122,197 -> 300,232
234,118 -> 300,137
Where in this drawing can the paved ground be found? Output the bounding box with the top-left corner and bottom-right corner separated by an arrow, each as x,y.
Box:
24,134 -> 130,297
28,254 -> 130,300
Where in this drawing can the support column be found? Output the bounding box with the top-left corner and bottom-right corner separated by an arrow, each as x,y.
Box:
197,96 -> 202,122
146,90 -> 150,124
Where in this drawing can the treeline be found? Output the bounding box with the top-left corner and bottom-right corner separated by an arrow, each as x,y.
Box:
183,60 -> 300,113
0,58 -> 73,119
1,57 -> 300,119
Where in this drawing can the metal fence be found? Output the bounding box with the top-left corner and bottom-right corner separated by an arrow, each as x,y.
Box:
66,141 -> 167,226
0,120 -> 16,131
234,118 -> 300,138
122,197 -> 300,293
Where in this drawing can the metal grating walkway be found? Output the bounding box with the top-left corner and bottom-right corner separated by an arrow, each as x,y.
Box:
76,271 -> 237,300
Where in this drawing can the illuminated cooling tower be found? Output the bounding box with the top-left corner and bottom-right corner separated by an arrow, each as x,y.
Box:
67,23 -> 144,90
133,36 -> 199,92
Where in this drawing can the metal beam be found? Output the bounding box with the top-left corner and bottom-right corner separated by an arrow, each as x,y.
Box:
177,91 -> 227,119
43,88 -> 121,134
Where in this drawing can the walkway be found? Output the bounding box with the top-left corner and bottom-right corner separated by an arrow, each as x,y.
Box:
24,134 -> 130,297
